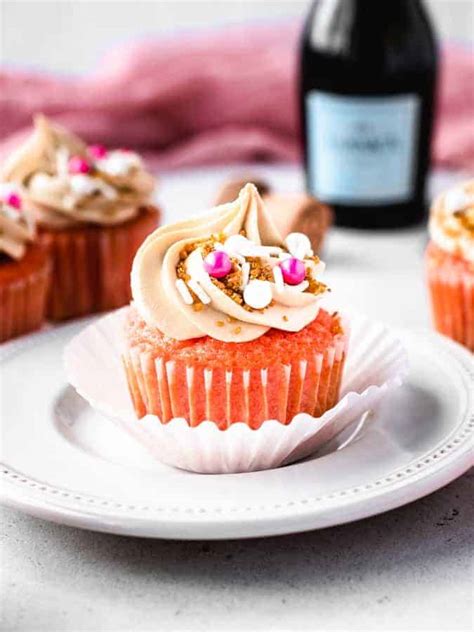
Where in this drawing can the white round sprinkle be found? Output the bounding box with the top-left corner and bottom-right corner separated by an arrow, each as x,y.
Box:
96,151 -> 142,177
70,174 -> 117,200
243,279 -> 273,309
285,232 -> 312,260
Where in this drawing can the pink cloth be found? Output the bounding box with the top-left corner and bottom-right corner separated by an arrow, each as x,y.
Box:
0,22 -> 473,171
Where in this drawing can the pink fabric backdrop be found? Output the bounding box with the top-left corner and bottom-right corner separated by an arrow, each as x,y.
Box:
0,22 -> 473,171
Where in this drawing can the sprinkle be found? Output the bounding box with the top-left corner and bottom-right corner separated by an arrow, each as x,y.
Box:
68,155 -> 91,175
175,279 -> 193,305
216,320 -> 225,327
69,174 -> 117,200
240,262 -> 250,289
187,278 -> 211,304
233,327 -> 242,334
243,279 -> 273,309
88,144 -> 108,159
272,265 -> 285,292
285,232 -> 312,261
4,192 -> 22,210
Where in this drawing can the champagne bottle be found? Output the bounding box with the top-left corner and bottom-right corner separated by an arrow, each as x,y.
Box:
300,0 -> 438,228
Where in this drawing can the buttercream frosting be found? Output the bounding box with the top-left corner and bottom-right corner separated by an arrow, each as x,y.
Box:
1,115 -> 155,228
429,180 -> 474,263
132,183 -> 328,342
0,184 -> 35,260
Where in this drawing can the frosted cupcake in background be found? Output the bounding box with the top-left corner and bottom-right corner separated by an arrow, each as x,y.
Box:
1,115 -> 160,321
0,184 -> 50,342
425,179 -> 474,351
124,183 -> 346,428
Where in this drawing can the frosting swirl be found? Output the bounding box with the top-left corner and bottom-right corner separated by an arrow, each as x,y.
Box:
1,115 -> 155,228
0,184 -> 35,260
132,183 -> 328,342
429,180 -> 474,263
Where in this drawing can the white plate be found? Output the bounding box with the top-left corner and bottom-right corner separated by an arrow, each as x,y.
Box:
0,318 -> 473,539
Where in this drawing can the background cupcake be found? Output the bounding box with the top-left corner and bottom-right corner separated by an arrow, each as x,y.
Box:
426,180 -> 474,351
0,184 -> 50,342
124,183 -> 347,428
1,115 -> 160,321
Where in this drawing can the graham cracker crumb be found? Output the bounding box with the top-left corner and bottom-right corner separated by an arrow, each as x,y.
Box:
233,326 -> 242,334
216,320 -> 225,327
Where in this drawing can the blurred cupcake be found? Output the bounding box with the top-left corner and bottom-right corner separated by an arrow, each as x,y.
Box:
2,115 -> 160,321
425,180 -> 474,351
0,184 -> 50,342
124,183 -> 346,428
215,177 -> 333,255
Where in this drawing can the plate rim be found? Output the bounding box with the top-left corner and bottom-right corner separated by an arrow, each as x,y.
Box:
1,320 -> 473,539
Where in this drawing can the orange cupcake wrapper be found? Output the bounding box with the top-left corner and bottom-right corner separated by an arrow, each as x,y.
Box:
123,336 -> 347,429
40,208 -> 158,321
0,262 -> 50,343
426,255 -> 474,352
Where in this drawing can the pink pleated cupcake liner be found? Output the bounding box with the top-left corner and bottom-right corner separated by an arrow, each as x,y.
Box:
426,256 -> 474,352
64,307 -> 408,473
122,336 -> 346,429
39,207 -> 158,321
0,262 -> 50,343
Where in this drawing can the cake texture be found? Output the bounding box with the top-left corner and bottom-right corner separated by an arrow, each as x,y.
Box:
425,180 -> 474,351
124,183 -> 347,427
0,185 -> 50,342
1,115 -> 160,321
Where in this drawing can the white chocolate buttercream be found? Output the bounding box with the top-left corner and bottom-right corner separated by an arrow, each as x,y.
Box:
132,184 -> 327,342
0,184 -> 35,260
1,115 -> 155,228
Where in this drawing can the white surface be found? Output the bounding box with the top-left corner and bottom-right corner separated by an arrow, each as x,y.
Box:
1,164 -> 473,630
1,1 -> 473,74
1,304 -> 473,539
64,308 -> 406,474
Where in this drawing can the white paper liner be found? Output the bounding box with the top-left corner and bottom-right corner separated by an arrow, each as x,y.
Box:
64,307 -> 408,474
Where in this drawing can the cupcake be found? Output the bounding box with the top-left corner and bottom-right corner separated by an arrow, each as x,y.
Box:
0,184 -> 50,342
215,177 -> 333,255
425,180 -> 474,351
1,115 -> 160,321
124,183 -> 346,428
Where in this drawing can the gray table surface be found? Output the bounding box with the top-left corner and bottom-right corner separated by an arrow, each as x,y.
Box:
1,469 -> 473,632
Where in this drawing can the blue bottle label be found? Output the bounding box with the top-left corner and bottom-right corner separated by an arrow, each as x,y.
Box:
306,92 -> 420,205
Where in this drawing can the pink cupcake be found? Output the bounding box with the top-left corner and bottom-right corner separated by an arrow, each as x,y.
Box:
425,180 -> 474,351
123,183 -> 347,428
0,184 -> 50,342
2,115 -> 160,321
